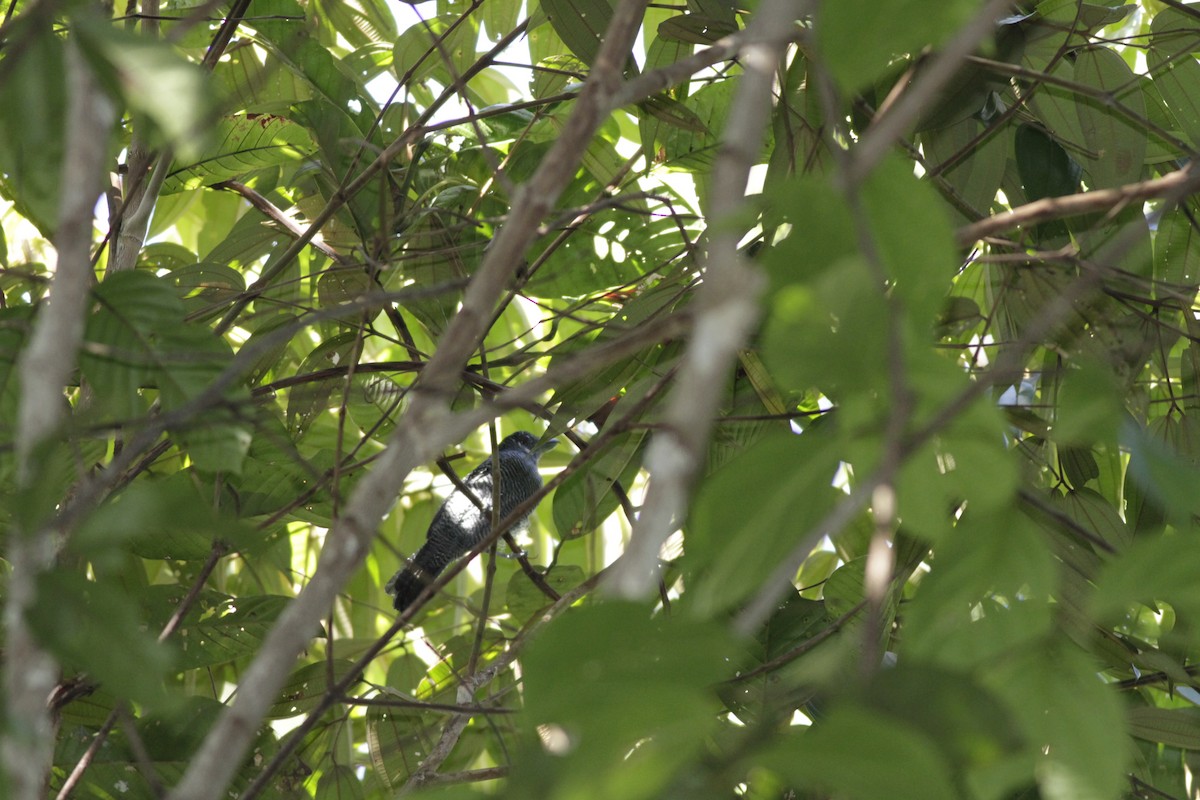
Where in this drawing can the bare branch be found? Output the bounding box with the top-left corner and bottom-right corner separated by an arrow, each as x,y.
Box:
606,0 -> 802,598
4,39 -> 116,800
613,26 -> 796,108
956,167 -> 1200,246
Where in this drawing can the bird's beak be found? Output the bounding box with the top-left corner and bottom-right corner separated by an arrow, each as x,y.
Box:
534,437 -> 559,456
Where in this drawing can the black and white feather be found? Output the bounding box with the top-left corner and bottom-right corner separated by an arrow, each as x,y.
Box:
386,431 -> 556,612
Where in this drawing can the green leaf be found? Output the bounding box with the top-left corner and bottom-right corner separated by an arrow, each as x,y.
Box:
0,307 -> 30,444
1027,58 -> 1090,158
822,557 -> 867,620
1128,707 -> 1200,750
75,16 -> 216,161
764,258 -> 890,399
1057,488 -> 1130,553
165,262 -> 246,315
1016,123 -> 1081,202
816,0 -> 974,91
765,705 -> 959,800
756,594 -> 832,661
921,117 -> 1009,224
720,593 -> 833,724
253,0 -> 360,112
83,272 -> 232,406
1072,47 -> 1146,189
505,566 -> 584,621
1054,357 -> 1124,445
72,474 -> 245,567
656,14 -> 736,44
686,428 -> 844,614
1147,47 -> 1200,150
163,114 -> 316,193
1155,208 -> 1200,289
0,15 -> 66,233
482,0 -> 524,42
1150,5 -> 1200,58
517,603 -> 734,796
861,156 -> 959,325
659,80 -> 736,172
764,176 -> 858,289
214,39 -> 313,114
241,312 -> 301,386
176,596 -> 289,670
552,431 -> 644,538
229,413 -> 323,519
80,271 -> 251,472
81,272 -> 186,418
316,265 -> 372,324
286,333 -> 361,435
1090,532 -> 1200,624
638,94 -> 710,136
1121,416 -> 1200,524
1059,445 -> 1099,489
541,0 -> 615,66
393,15 -> 479,85
29,572 -> 175,708
984,646 -> 1128,800
315,0 -> 398,48
865,663 -> 1026,769
315,765 -> 366,800
268,660 -> 355,718
904,512 -> 1056,668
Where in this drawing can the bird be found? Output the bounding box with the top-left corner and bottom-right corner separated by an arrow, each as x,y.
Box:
386,431 -> 558,612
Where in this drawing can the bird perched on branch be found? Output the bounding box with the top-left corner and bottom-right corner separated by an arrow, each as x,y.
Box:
386,431 -> 557,612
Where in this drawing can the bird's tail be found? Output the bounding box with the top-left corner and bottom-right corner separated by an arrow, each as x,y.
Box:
386,542 -> 452,612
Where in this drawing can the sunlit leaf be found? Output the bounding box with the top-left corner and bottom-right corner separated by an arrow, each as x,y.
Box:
541,0 -> 615,66
765,705 -> 958,800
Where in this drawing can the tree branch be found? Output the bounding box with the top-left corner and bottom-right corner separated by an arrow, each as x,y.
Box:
4,38 -> 116,800
607,0 -> 801,598
956,166 -> 1200,246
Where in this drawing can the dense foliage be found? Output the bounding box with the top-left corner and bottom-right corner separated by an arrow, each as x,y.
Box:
4,0 -> 1200,798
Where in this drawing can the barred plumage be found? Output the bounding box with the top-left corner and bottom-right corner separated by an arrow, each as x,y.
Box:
386,431 -> 557,612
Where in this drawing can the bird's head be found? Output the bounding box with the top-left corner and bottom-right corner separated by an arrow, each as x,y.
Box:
499,430 -> 558,459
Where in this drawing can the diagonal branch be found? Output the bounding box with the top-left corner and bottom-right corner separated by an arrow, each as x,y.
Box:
607,0 -> 803,598
956,166 -> 1200,246
166,2 -> 651,798
4,38 -> 116,800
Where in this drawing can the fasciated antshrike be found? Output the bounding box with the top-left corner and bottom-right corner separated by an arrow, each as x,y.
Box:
386,431 -> 557,612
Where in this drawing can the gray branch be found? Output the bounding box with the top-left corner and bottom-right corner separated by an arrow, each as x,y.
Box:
3,39 -> 116,800
607,0 -> 805,598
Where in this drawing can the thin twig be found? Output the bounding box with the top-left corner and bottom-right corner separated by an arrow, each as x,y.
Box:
728,601 -> 867,683
4,39 -> 116,800
957,167 -> 1200,246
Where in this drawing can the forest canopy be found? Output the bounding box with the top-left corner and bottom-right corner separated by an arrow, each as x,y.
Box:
4,0 -> 1200,799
